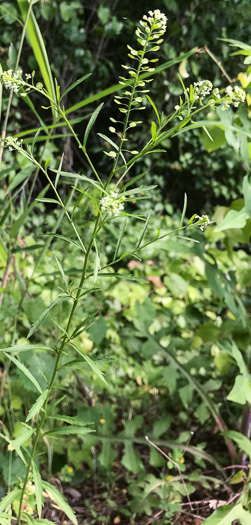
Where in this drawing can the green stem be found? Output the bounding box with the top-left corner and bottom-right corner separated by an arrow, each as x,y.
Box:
17,215 -> 100,524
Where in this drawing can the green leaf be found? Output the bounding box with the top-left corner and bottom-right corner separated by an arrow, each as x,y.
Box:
243,174 -> 251,215
27,295 -> 72,338
146,95 -> 160,125
32,460 -> 43,518
7,166 -> 34,193
113,218 -> 127,260
47,415 -> 93,426
121,442 -> 144,474
93,238 -> 100,284
54,256 -> 68,288
0,488 -> 21,513
0,344 -> 53,353
224,431 -> 251,461
137,211 -> 152,249
71,343 -> 108,385
41,481 -> 78,525
83,103 -> 104,148
50,170 -> 107,194
36,198 -> 63,206
202,503 -> 251,525
44,426 -> 94,437
43,232 -> 84,252
218,340 -> 247,375
227,374 -> 251,405
4,353 -> 42,393
214,209 -> 249,232
26,389 -> 48,422
98,5 -> 110,24
9,426 -> 34,450
10,184 -> 49,238
151,121 -> 157,142
60,73 -> 92,101
123,185 -> 157,197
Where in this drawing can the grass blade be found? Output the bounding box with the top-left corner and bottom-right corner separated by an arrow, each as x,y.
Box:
17,0 -> 57,116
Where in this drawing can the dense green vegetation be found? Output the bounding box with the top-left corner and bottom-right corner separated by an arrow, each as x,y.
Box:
0,1 -> 251,524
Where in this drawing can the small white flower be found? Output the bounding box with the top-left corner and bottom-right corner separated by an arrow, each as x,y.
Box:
100,192 -> 125,216
1,69 -> 24,92
193,80 -> 213,99
5,136 -> 23,152
224,84 -> 246,107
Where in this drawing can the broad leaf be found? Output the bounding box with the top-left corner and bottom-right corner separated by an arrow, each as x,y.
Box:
203,503 -> 250,525
225,430 -> 251,460
214,209 -> 249,232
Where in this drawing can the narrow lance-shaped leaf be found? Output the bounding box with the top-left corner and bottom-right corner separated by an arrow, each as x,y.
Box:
180,193 -> 187,226
32,460 -> 43,518
47,415 -> 93,426
83,103 -> 104,149
27,296 -> 72,338
0,488 -> 21,513
26,389 -> 48,422
10,184 -> 49,238
9,426 -> 34,450
146,95 -> 160,125
71,343 -> 108,385
60,73 -> 92,101
93,238 -> 100,284
0,344 -> 54,353
4,353 -> 42,393
122,185 -> 157,197
41,481 -> 78,525
44,426 -> 95,437
113,218 -> 127,261
50,170 -> 108,194
54,255 -> 68,288
136,211 -> 151,249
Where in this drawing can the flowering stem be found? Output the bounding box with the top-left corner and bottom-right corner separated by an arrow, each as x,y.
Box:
0,0 -> 35,165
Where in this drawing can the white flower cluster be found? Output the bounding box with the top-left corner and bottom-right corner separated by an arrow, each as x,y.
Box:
224,85 -> 246,108
140,9 -> 167,36
193,80 -> 213,99
5,136 -> 23,152
100,192 -> 125,216
1,69 -> 24,93
195,214 -> 210,231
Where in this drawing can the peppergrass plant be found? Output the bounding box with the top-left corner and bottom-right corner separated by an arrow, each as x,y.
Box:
0,9 -> 247,524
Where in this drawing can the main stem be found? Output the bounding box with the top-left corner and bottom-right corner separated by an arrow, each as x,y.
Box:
17,217 -> 100,524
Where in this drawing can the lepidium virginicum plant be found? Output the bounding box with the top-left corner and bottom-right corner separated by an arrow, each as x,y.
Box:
0,9 -> 246,524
